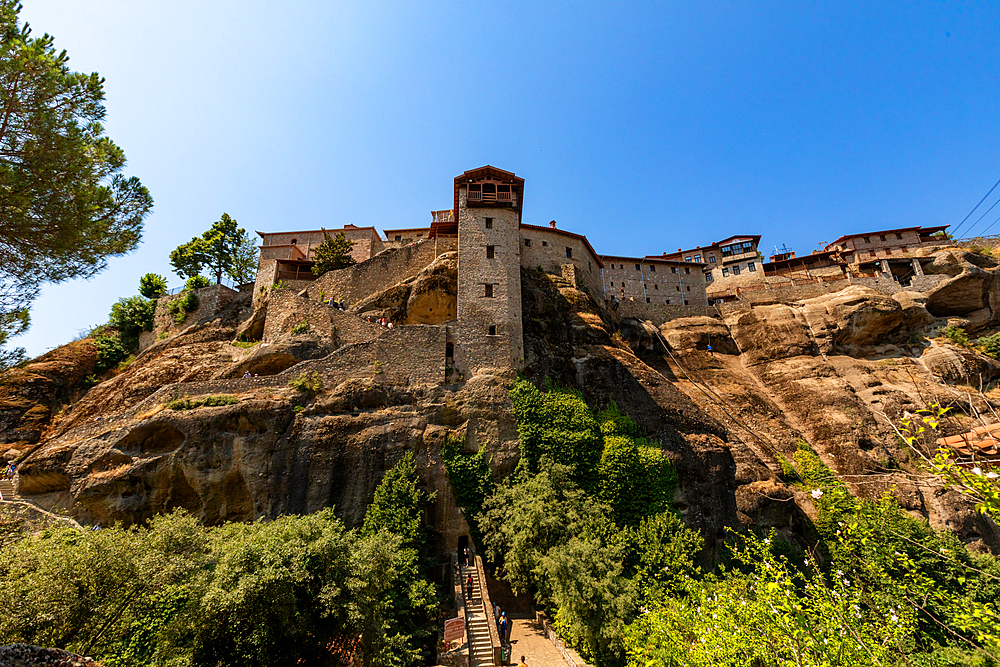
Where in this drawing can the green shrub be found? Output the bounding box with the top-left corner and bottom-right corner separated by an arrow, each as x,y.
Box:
93,333 -> 130,372
184,275 -> 211,290
288,371 -> 323,393
293,405 -> 304,413
942,325 -> 970,346
290,320 -> 310,335
108,296 -> 155,344
168,395 -> 238,410
167,291 -> 199,325
979,331 -> 1000,359
272,279 -> 290,290
230,339 -> 259,348
138,273 -> 168,299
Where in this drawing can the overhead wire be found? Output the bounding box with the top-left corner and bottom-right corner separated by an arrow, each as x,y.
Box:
952,175 -> 1000,238
958,195 -> 1000,238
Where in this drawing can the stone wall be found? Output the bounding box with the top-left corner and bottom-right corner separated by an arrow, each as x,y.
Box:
454,187 -> 523,377
374,325 -> 446,386
602,258 -> 709,306
262,289 -> 385,345
909,274 -> 949,292
306,238 -> 458,306
144,285 -> 245,350
262,289 -> 340,341
519,226 -> 603,298
615,300 -> 718,325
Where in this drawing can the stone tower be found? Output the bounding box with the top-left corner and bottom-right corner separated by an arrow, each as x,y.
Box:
446,166 -> 525,376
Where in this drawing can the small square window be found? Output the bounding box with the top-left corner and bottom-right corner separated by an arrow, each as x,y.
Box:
709,255 -> 716,263
675,285 -> 680,291
484,283 -> 494,298
566,247 -> 573,258
654,284 -> 658,289
722,268 -> 730,277
684,267 -> 690,274
486,245 -> 495,259
635,263 -> 640,270
684,300 -> 689,305
733,265 -> 741,275
879,234 -> 886,241
646,297 -> 650,303
685,257 -> 692,262
394,235 -> 401,241
705,273 -> 713,282
650,265 -> 656,272
488,325 -> 497,336
671,266 -> 677,273
864,237 -> 871,243
686,285 -> 691,291
895,233 -> 903,240
694,255 -> 701,263
542,241 -> 548,247
524,238 -> 531,247
610,281 -> 614,287
485,217 -> 493,229
747,262 -> 756,272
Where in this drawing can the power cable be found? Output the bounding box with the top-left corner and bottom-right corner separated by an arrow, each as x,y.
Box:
952,175 -> 1000,238
975,210 -> 1000,238
959,195 -> 1000,238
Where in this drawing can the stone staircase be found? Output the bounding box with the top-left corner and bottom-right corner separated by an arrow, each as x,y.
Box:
462,562 -> 497,667
0,477 -> 16,500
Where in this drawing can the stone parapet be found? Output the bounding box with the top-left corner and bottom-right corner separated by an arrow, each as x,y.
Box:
615,300 -> 718,326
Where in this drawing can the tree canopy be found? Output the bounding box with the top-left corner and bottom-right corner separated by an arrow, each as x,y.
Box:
311,230 -> 356,276
170,214 -> 256,285
0,1 -> 152,366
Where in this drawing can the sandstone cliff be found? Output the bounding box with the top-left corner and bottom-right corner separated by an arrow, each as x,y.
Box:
4,246 -> 1000,558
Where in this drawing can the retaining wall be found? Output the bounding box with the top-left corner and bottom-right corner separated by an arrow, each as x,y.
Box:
306,238 -> 457,305
615,300 -> 718,326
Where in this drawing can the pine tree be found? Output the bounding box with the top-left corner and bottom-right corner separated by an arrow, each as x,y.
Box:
311,231 -> 356,276
170,214 -> 255,285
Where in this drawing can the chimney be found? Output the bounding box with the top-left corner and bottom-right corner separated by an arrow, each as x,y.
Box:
549,220 -> 557,229
678,248 -> 682,252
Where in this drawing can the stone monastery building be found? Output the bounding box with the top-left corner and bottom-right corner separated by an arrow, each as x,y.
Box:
252,165 -> 713,374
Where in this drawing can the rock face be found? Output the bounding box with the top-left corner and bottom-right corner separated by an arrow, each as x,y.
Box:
10,245 -> 1000,560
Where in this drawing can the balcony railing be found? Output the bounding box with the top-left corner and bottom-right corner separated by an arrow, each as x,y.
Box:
467,190 -> 514,204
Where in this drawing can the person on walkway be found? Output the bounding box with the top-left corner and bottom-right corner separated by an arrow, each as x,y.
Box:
499,612 -> 508,644
463,546 -> 470,566
466,574 -> 474,600
518,656 -> 528,667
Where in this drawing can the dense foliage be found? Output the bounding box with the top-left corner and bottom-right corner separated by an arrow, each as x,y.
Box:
108,296 -> 155,346
0,455 -> 440,667
311,231 -> 357,276
138,273 -> 168,299
0,1 -> 153,366
474,378 -> 1000,667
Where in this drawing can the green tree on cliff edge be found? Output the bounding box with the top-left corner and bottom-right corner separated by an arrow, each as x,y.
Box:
311,230 -> 356,276
170,213 -> 257,285
0,1 -> 153,366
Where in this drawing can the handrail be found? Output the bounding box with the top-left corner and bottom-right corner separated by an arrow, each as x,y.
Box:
475,553 -> 502,666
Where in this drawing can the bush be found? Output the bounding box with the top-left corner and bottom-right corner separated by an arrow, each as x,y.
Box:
138,273 -> 168,299
288,371 -> 323,393
980,331 -> 1000,359
185,275 -> 212,290
290,320 -> 310,335
108,296 -> 155,344
272,279 -> 290,290
167,291 -> 199,325
942,325 -> 970,346
168,395 -> 239,410
93,333 -> 131,372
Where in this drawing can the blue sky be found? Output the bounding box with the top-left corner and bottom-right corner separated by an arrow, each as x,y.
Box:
14,1 -> 1000,357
